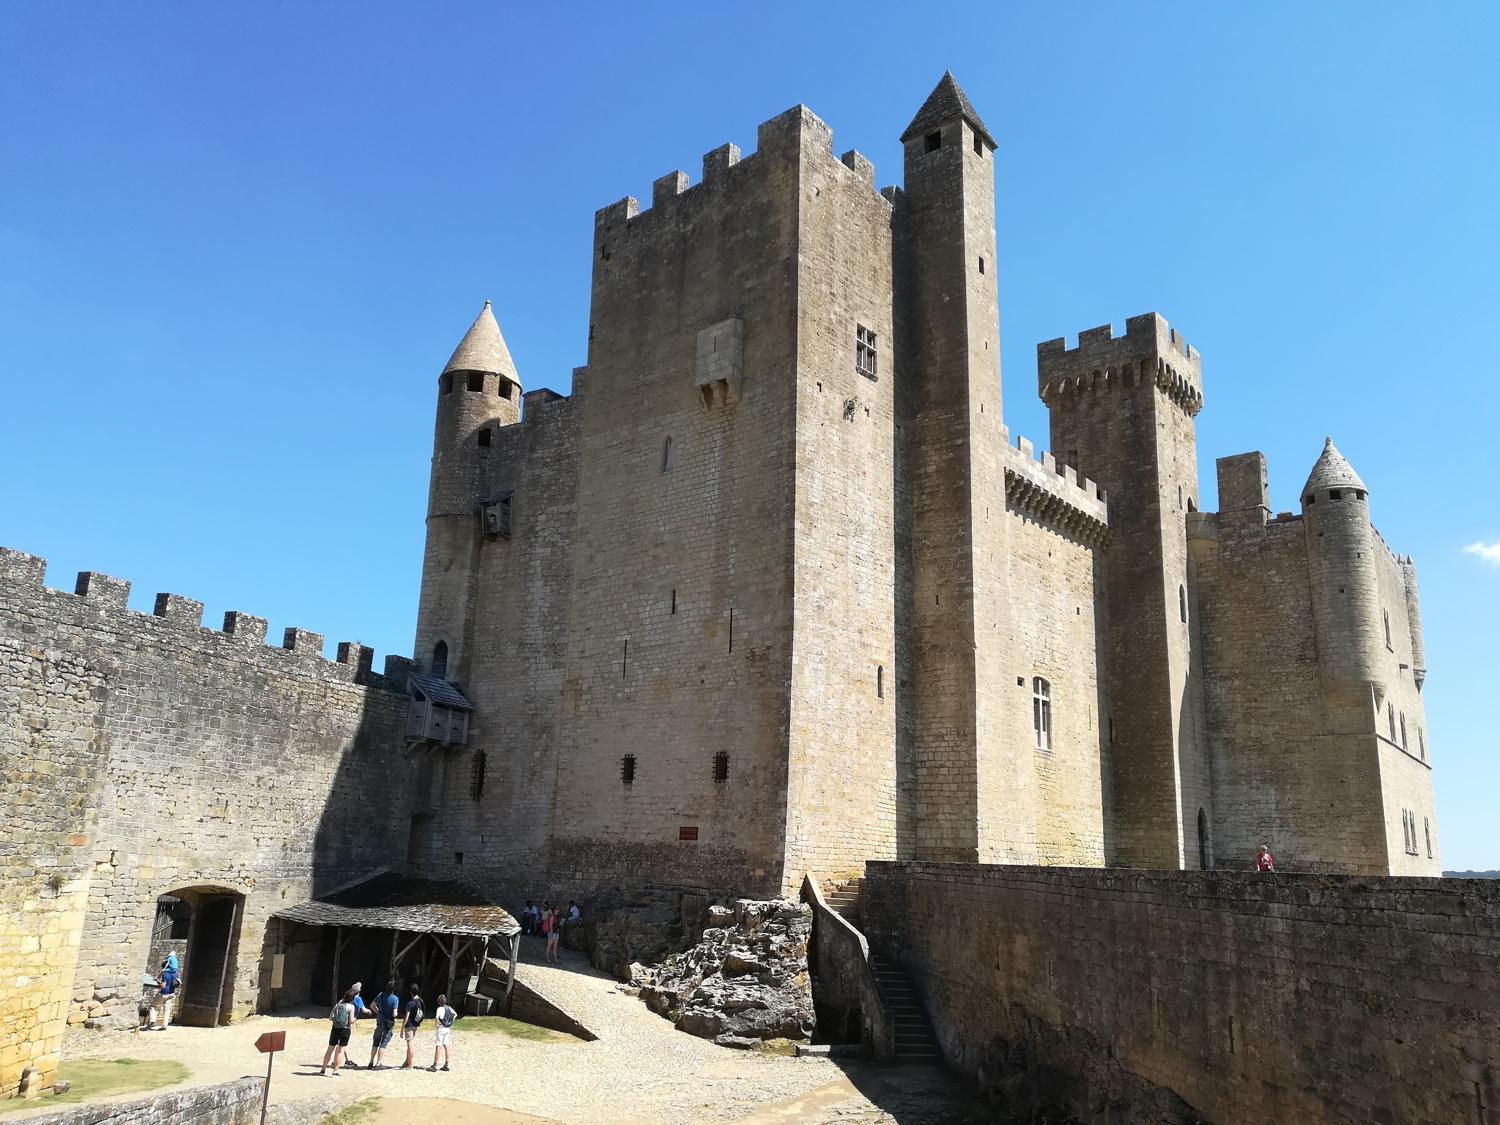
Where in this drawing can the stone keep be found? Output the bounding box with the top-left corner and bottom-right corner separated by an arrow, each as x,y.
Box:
0,70 -> 1441,1099
410,73 -> 1437,894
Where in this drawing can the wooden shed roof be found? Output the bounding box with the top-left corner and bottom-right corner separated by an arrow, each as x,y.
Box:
274,873 -> 518,938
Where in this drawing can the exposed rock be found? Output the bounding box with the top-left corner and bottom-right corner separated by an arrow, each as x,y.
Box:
633,897 -> 815,1045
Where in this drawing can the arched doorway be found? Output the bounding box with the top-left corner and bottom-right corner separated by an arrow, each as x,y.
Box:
143,886 -> 246,1027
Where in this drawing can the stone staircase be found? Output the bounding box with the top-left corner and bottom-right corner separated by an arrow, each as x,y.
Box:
824,878 -> 863,925
871,954 -> 942,1063
816,875 -> 942,1064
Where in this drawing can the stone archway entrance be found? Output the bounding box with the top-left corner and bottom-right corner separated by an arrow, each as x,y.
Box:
144,886 -> 245,1027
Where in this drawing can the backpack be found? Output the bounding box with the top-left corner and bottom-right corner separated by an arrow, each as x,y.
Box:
407,1001 -> 424,1027
438,1006 -> 455,1028
331,1002 -> 352,1029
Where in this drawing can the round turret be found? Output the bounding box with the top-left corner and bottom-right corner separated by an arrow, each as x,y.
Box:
416,301 -> 524,682
1301,438 -> 1381,686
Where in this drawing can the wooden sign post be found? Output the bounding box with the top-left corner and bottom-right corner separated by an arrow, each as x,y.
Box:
253,1030 -> 285,1125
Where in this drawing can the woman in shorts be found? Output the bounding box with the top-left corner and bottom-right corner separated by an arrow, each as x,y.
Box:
320,989 -> 357,1075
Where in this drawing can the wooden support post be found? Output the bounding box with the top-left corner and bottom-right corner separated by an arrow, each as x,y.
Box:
504,932 -> 518,1014
446,934 -> 459,1002
390,929 -> 399,985
214,898 -> 239,1028
331,925 -> 342,1007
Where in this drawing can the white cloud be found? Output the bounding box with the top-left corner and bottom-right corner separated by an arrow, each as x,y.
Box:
1463,541 -> 1500,566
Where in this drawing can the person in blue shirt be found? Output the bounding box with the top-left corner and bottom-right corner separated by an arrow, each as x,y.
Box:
365,979 -> 401,1070
148,956 -> 182,1030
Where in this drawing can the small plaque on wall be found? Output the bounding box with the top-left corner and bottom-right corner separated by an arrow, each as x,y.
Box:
679,826 -> 699,842
269,954 -> 285,990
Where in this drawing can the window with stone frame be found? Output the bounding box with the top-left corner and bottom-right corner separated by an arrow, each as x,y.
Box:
1387,702 -> 1397,742
470,750 -> 487,800
1032,677 -> 1052,751
856,325 -> 878,380
1424,817 -> 1432,858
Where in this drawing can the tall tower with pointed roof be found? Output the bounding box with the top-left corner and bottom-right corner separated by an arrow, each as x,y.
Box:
415,301 -> 523,684
1301,437 -> 1381,687
898,72 -> 1032,862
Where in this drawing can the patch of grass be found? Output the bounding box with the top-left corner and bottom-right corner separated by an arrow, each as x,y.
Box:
450,1016 -> 573,1043
322,1097 -> 381,1124
0,1058 -> 189,1115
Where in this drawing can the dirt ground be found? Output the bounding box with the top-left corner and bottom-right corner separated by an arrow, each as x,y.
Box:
26,944 -> 989,1124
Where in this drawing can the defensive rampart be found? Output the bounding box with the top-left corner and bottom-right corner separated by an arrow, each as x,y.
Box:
0,547 -> 412,1095
863,861 -> 1500,1124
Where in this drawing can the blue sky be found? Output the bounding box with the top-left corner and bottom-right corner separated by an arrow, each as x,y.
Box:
2,3 -> 1495,868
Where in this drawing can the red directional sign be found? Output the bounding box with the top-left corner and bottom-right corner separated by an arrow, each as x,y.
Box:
254,1030 -> 285,1054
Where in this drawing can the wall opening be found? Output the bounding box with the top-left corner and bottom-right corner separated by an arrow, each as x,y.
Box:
670,588 -> 677,615
1197,808 -> 1211,870
466,372 -> 485,393
145,887 -> 245,1028
441,374 -> 454,395
431,640 -> 448,680
621,754 -> 636,786
470,750 -> 487,800
1180,585 -> 1188,624
713,751 -> 730,784
924,130 -> 941,152
877,664 -> 884,699
662,436 -> 673,473
477,428 -> 492,448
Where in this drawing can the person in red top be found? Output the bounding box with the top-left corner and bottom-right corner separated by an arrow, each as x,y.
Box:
1255,845 -> 1276,872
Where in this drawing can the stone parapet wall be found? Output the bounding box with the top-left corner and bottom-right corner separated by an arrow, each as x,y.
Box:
863,861 -> 1500,1125
0,548 -> 411,1039
18,1076 -> 264,1125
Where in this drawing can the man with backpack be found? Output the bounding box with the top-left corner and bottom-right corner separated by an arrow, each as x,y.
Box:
429,993 -> 457,1072
148,955 -> 182,1031
366,979 -> 400,1070
399,984 -> 424,1069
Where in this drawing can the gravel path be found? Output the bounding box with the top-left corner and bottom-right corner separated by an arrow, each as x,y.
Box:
36,938 -> 986,1123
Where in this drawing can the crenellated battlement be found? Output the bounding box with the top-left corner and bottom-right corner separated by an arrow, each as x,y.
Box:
592,103 -> 886,238
0,546 -> 411,692
999,430 -> 1110,546
1038,312 -> 1203,416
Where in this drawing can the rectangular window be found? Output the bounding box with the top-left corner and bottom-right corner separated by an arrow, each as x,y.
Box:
925,131 -> 941,153
856,325 -> 878,380
1032,677 -> 1052,751
621,754 -> 636,786
477,428 -> 492,448
469,751 -> 487,800
713,751 -> 730,783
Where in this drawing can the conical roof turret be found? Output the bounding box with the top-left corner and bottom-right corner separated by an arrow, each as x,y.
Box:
901,71 -> 995,148
442,300 -> 518,382
1302,437 -> 1368,496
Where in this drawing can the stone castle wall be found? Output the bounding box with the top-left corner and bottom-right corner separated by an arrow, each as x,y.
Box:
863,861 -> 1500,1125
0,548 -> 411,1047
0,632 -> 107,1096
1188,451 -> 1439,876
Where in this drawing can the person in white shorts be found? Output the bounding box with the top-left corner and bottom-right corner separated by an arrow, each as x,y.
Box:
429,993 -> 457,1072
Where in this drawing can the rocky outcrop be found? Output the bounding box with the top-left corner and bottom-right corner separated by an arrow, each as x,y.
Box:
631,898 -> 815,1048
580,887 -> 710,979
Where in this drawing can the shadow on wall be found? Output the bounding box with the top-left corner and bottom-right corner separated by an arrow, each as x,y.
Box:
258,678 -> 414,1009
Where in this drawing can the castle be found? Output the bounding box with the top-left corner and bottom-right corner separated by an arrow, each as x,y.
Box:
0,74 -> 1442,1098
410,72 -> 1439,891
